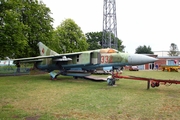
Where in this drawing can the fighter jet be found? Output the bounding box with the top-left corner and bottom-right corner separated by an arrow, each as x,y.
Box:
13,42 -> 158,79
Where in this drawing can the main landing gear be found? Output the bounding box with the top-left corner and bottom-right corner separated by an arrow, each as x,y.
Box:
107,67 -> 122,86
49,71 -> 61,80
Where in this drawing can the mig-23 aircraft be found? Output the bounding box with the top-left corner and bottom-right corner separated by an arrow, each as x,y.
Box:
13,42 -> 158,81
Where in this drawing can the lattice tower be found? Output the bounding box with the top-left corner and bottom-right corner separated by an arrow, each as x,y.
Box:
102,0 -> 118,49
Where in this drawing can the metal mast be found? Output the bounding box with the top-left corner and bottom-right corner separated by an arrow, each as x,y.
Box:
102,0 -> 118,49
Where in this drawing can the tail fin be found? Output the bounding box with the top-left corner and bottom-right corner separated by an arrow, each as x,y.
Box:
37,42 -> 58,56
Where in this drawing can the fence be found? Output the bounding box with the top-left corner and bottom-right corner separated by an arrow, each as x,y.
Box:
0,65 -> 46,76
0,65 -> 30,76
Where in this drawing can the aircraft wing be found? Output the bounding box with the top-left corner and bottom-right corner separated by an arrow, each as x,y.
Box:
13,51 -> 92,63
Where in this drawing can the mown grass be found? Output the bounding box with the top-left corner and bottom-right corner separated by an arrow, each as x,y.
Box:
0,70 -> 180,120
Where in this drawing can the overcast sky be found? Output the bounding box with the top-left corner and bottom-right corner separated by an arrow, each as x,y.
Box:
42,0 -> 180,53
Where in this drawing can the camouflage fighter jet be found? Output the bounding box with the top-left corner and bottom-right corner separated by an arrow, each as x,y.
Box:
13,42 -> 158,80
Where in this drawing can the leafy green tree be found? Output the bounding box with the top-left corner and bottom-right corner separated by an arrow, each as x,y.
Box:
168,43 -> 180,56
85,32 -> 102,50
116,37 -> 125,52
52,19 -> 88,53
85,32 -> 125,51
135,45 -> 154,54
0,0 -> 28,59
108,33 -> 125,52
0,0 -> 53,58
20,0 -> 53,57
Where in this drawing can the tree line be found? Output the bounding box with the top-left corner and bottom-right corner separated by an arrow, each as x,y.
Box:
0,0 -> 125,59
135,43 -> 180,56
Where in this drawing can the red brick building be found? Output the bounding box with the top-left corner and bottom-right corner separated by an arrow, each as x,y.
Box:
124,54 -> 180,70
140,56 -> 180,70
155,56 -> 180,66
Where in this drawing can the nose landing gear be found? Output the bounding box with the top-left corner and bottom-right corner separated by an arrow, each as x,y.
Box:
107,76 -> 116,86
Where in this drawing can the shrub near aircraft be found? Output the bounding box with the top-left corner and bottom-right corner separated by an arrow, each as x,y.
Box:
13,42 -> 158,84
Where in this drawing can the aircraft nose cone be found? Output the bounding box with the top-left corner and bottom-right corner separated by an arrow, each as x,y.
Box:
128,54 -> 158,65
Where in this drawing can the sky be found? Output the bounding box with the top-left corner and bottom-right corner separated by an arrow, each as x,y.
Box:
42,0 -> 180,53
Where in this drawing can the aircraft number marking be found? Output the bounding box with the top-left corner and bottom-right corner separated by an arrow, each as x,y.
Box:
101,56 -> 112,63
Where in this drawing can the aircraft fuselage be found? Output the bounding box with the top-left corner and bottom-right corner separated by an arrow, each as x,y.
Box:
35,49 -> 157,73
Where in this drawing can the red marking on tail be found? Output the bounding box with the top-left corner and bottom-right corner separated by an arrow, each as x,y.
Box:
42,48 -> 44,54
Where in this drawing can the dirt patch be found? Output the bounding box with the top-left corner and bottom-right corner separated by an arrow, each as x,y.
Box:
25,115 -> 41,120
12,115 -> 20,119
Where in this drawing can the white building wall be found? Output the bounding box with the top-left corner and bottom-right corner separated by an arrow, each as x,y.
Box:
153,51 -> 169,57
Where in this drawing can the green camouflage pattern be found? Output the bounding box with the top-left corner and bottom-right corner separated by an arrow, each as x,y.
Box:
37,42 -> 129,66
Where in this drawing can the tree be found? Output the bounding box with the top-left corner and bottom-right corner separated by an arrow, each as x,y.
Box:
135,45 -> 154,54
19,0 -> 53,57
85,32 -> 102,50
168,43 -> 180,56
52,19 -> 88,53
116,37 -> 125,52
85,32 -> 125,52
107,32 -> 125,52
0,0 -> 28,59
0,0 -> 53,58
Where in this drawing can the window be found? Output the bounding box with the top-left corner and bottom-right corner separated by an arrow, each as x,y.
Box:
77,55 -> 79,62
167,60 -> 177,65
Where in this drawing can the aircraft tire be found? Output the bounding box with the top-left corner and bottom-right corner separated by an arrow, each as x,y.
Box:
107,78 -> 113,86
112,79 -> 115,85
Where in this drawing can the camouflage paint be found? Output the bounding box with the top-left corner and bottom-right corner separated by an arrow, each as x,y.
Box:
37,42 -> 129,68
37,42 -> 58,65
78,52 -> 91,64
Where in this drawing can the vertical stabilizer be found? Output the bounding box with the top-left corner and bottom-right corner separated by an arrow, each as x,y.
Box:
37,42 -> 58,56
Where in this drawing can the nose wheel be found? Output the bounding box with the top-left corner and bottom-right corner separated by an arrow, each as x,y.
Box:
107,77 -> 116,86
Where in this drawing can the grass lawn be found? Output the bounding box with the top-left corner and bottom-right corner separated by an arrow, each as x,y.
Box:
0,70 -> 180,120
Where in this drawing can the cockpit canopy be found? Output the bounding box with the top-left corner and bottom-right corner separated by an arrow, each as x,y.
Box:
100,48 -> 118,53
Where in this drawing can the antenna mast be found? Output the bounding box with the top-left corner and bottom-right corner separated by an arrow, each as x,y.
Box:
102,0 -> 118,49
